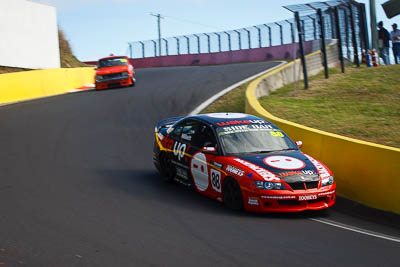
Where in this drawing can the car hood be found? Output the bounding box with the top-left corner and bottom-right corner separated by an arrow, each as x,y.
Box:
96,65 -> 128,75
233,151 -> 331,183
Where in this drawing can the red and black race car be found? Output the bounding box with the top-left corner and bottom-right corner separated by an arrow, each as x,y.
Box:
95,56 -> 136,90
153,113 -> 336,213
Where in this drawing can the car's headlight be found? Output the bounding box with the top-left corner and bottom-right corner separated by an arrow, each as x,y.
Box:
97,75 -> 103,80
321,176 -> 334,187
254,181 -> 286,190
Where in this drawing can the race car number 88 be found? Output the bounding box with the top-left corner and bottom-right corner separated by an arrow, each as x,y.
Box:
211,169 -> 221,192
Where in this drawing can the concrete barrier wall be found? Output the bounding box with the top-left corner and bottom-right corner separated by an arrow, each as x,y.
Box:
86,41 -> 315,69
0,68 -> 95,104
245,45 -> 400,215
0,0 -> 60,69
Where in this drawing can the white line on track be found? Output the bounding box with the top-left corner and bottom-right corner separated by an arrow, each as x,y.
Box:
310,218 -> 400,243
189,61 -> 400,244
189,61 -> 287,115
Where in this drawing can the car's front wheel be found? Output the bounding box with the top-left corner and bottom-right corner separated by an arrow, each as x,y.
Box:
159,152 -> 175,182
222,177 -> 244,211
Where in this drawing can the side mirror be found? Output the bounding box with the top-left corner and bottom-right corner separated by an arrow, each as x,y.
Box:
296,141 -> 303,148
202,146 -> 217,154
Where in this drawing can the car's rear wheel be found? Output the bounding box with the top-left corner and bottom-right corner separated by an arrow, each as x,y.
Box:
159,152 -> 175,182
223,177 -> 244,211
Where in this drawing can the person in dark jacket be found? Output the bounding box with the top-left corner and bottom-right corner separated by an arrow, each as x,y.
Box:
378,21 -> 391,65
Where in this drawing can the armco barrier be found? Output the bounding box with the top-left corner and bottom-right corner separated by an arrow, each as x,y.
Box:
245,50 -> 400,215
0,68 -> 95,105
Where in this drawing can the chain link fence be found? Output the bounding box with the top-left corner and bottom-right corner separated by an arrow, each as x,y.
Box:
127,0 -> 366,69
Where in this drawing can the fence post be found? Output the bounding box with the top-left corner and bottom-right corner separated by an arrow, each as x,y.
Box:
174,37 -> 180,55
214,33 -> 221,52
359,3 -> 370,51
194,34 -> 200,54
295,11 -> 309,89
254,26 -> 262,48
335,6 -> 345,73
349,4 -> 360,67
151,40 -> 157,57
183,36 -> 190,54
243,28 -> 251,49
234,30 -> 241,50
317,9 -> 329,79
286,20 -> 295,43
264,24 -> 272,47
224,31 -> 232,51
162,39 -> 169,56
139,41 -> 145,58
128,43 -> 133,58
204,34 -> 211,53
275,22 -> 283,45
308,16 -> 317,40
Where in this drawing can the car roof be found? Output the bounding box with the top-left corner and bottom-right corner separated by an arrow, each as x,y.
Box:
99,55 -> 129,61
188,113 -> 269,126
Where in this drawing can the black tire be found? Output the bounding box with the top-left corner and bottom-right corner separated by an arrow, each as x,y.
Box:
131,78 -> 136,87
222,178 -> 244,211
159,153 -> 175,182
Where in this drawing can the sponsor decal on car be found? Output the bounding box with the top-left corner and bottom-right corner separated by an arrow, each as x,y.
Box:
216,119 -> 268,126
233,158 -> 280,182
261,195 -> 297,200
264,156 -> 306,170
248,197 -> 259,205
298,195 -> 317,201
225,165 -> 245,176
212,161 -> 223,169
279,170 -> 316,177
305,154 -> 331,179
318,190 -> 335,197
173,141 -> 187,161
206,113 -> 249,119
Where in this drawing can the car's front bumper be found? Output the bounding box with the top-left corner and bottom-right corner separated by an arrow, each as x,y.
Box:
243,185 -> 336,213
95,75 -> 133,89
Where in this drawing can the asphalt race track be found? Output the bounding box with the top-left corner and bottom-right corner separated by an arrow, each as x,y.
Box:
0,62 -> 399,266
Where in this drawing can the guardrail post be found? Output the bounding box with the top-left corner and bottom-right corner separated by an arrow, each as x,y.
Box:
234,30 -> 241,50
224,31 -> 232,51
275,22 -> 283,45
139,41 -> 145,58
204,33 -> 211,53
335,6 -> 345,73
317,9 -> 329,79
162,38 -> 169,56
128,43 -> 133,58
349,4 -> 360,67
174,37 -> 180,55
295,11 -> 309,89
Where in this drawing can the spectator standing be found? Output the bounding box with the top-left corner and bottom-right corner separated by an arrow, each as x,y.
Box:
378,21 -> 391,65
391,23 -> 400,64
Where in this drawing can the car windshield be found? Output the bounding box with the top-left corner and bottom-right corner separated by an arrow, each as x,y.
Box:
98,57 -> 128,68
216,123 -> 298,154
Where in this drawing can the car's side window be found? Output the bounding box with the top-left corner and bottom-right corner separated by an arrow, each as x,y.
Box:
170,122 -> 184,138
192,123 -> 217,149
181,121 -> 200,143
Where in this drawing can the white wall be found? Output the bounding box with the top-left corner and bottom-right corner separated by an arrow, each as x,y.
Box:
0,0 -> 60,69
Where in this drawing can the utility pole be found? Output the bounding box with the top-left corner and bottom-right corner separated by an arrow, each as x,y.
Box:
151,13 -> 163,56
370,0 -> 378,50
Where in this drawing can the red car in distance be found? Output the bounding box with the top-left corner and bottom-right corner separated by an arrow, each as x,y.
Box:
95,56 -> 136,90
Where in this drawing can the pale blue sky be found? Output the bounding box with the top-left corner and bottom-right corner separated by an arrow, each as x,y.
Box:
33,0 -> 397,61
